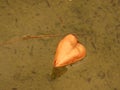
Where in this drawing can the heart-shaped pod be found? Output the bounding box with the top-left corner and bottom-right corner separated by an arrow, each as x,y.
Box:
53,34 -> 86,67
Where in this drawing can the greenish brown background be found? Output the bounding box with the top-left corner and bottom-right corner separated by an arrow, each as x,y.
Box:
0,0 -> 120,90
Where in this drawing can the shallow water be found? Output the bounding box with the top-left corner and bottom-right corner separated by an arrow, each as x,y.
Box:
0,0 -> 120,90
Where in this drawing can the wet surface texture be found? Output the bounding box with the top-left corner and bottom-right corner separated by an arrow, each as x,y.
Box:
0,0 -> 120,90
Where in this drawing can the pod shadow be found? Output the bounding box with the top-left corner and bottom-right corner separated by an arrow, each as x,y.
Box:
50,66 -> 68,80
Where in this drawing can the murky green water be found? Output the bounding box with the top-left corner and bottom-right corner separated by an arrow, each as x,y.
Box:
0,0 -> 120,90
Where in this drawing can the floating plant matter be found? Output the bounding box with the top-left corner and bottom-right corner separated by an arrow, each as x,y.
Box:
53,34 -> 86,67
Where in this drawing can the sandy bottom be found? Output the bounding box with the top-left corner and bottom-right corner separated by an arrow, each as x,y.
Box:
0,0 -> 120,90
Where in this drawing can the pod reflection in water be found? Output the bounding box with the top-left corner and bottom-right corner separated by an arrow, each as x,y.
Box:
50,34 -> 86,80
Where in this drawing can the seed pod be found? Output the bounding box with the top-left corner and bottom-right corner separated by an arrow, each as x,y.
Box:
53,34 -> 86,67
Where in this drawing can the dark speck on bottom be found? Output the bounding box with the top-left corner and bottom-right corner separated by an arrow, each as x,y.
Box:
113,88 -> 117,90
97,71 -> 105,79
12,88 -> 17,90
